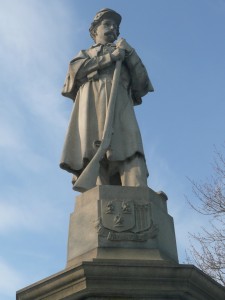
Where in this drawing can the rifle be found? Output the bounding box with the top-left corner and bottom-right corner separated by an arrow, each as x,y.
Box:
74,59 -> 122,192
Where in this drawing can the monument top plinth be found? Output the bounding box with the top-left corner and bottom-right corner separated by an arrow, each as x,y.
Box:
67,185 -> 178,267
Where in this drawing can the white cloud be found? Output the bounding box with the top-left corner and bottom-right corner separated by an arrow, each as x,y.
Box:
0,1 -> 75,65
0,1 -> 80,178
0,0 -> 79,132
0,258 -> 24,298
0,126 -> 51,177
0,6 -> 80,266
0,195 -> 64,235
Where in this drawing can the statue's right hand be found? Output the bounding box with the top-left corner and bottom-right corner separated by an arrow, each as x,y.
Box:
110,48 -> 125,62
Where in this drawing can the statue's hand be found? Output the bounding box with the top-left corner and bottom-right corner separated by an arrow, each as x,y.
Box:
111,48 -> 125,62
116,38 -> 134,55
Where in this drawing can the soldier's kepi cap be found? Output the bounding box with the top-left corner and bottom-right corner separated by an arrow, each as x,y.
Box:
89,8 -> 122,36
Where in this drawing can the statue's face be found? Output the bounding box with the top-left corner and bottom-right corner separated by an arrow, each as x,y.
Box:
95,18 -> 118,44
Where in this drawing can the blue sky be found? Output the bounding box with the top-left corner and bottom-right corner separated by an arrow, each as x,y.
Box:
1,0 -> 225,298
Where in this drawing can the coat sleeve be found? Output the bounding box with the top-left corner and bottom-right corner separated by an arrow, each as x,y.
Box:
61,50 -> 88,100
62,49 -> 113,101
125,50 -> 154,105
76,52 -> 112,79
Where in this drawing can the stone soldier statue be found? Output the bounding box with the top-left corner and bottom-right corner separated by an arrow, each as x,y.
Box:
60,8 -> 154,192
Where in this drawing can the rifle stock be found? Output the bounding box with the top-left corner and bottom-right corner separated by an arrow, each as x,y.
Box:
74,59 -> 122,192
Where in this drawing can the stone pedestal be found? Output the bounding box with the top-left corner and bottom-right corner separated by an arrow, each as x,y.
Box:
16,260 -> 225,299
16,186 -> 225,299
67,186 -> 178,267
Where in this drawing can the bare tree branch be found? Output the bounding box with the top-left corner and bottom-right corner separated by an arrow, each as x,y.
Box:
186,144 -> 225,286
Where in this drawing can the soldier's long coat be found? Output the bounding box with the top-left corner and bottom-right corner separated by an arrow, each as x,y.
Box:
60,43 -> 153,177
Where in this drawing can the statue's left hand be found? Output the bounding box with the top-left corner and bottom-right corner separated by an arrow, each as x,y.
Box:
111,48 -> 125,62
116,38 -> 134,55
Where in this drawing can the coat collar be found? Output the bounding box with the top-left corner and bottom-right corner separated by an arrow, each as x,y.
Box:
91,43 -> 116,48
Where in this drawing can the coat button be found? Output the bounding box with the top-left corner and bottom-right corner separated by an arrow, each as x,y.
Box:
94,140 -> 101,148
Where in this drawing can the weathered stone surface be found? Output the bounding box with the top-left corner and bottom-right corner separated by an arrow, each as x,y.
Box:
16,7 -> 225,300
16,260 -> 225,300
67,185 -> 178,267
60,8 -> 154,193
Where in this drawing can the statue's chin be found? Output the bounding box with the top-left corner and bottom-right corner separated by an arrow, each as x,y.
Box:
106,36 -> 116,43
104,32 -> 116,42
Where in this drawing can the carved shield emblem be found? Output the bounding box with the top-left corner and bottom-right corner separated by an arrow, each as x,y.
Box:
132,203 -> 152,232
101,200 -> 135,232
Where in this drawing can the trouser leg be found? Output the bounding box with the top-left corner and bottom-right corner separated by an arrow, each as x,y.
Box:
97,160 -> 121,185
96,161 -> 110,185
119,155 -> 148,187
97,155 -> 148,187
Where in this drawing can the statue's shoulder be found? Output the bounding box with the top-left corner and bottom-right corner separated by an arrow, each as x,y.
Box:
69,45 -> 101,63
86,44 -> 102,58
69,49 -> 89,64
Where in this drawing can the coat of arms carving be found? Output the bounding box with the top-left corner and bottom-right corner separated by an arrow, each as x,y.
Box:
97,199 -> 158,241
102,200 -> 135,232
